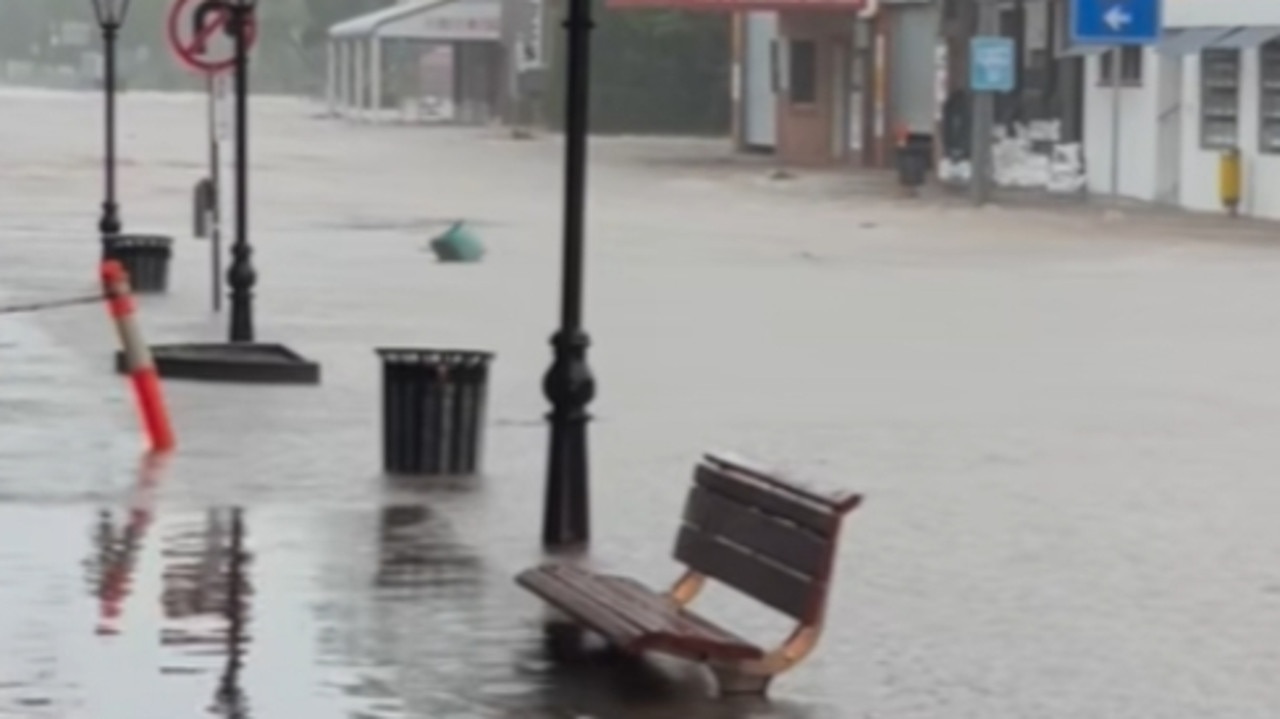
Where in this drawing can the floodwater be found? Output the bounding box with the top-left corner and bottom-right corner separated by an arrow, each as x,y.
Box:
0,87 -> 1278,718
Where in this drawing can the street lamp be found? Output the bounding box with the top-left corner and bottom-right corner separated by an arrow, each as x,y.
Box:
91,0 -> 132,254
225,0 -> 257,342
541,0 -> 597,549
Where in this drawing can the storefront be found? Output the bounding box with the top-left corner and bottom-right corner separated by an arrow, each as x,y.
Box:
1079,3 -> 1280,217
733,0 -> 945,169
612,0 -> 867,166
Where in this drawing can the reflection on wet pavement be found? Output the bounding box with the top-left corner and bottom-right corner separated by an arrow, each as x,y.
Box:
6,486 -> 842,719
374,504 -> 481,593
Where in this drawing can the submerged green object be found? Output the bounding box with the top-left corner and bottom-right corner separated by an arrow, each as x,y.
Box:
430,221 -> 485,263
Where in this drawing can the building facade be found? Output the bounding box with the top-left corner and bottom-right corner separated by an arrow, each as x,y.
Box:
328,0 -> 504,124
734,0 -> 945,168
1080,0 -> 1280,218
608,0 -> 871,166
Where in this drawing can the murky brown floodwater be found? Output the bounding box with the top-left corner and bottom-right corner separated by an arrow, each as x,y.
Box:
1,87 -> 1278,718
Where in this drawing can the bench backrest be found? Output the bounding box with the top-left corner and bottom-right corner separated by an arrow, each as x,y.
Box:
673,453 -> 862,623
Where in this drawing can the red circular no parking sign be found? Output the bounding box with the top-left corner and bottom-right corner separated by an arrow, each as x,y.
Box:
166,0 -> 257,74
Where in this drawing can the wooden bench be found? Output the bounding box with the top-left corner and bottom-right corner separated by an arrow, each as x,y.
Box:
516,452 -> 863,696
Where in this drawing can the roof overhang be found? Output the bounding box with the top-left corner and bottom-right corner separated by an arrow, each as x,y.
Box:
1155,26 -> 1238,56
330,0 -> 500,42
1202,25 -> 1280,49
1060,25 -> 1280,57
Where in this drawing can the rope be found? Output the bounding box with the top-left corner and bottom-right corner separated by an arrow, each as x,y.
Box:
0,294 -> 104,316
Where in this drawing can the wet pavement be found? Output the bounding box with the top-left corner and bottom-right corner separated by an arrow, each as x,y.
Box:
1,86 -> 1279,718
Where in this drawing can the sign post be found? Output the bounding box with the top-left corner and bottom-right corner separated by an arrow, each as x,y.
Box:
1069,0 -> 1163,203
207,73 -> 228,312
968,31 -> 1015,205
1110,47 -> 1121,201
167,0 -> 252,313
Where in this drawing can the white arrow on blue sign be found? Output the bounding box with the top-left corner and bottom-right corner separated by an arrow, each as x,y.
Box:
1070,0 -> 1161,45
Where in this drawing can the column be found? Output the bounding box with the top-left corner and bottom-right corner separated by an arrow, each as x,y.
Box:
339,41 -> 351,117
354,39 -> 366,121
370,36 -> 383,120
326,40 -> 337,115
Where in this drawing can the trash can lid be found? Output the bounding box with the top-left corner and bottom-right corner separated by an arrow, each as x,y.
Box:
375,347 -> 494,366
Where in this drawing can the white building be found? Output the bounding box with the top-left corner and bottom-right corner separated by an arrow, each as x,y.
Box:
327,0 -> 502,124
1081,0 -> 1280,218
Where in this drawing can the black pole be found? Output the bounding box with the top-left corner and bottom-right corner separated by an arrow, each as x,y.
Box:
208,75 -> 223,314
98,23 -> 122,258
227,1 -> 256,343
540,0 -> 595,549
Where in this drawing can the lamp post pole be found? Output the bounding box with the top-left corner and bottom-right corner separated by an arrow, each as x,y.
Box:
541,0 -> 596,549
94,0 -> 131,258
226,0 -> 256,343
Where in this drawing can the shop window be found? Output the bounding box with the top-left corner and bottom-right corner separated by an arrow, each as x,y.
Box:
789,40 -> 817,105
1200,48 -> 1240,150
1261,40 -> 1280,153
1099,46 -> 1143,86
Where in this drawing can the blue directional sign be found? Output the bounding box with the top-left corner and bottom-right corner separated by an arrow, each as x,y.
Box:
970,36 -> 1016,93
1071,0 -> 1162,46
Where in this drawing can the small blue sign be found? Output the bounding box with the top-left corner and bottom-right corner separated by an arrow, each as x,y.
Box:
970,37 -> 1016,93
1070,0 -> 1162,46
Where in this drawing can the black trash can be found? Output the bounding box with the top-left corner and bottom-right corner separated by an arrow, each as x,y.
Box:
377,348 -> 493,476
895,133 -> 935,189
103,234 -> 173,294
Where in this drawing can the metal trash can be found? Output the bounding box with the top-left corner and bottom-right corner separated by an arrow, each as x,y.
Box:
103,234 -> 173,294
895,133 -> 935,189
377,348 -> 493,476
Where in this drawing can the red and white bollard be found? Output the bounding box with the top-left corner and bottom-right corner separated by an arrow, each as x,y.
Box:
101,260 -> 176,453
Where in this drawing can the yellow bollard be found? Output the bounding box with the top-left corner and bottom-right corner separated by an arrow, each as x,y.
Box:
1220,147 -> 1242,217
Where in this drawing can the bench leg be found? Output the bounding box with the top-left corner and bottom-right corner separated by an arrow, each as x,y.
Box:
709,664 -> 773,696
540,612 -> 588,661
543,625 -> 594,663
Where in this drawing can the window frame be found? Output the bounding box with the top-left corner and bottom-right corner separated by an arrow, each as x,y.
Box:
1200,47 -> 1241,151
1260,39 -> 1280,154
788,39 -> 818,106
1098,46 -> 1144,87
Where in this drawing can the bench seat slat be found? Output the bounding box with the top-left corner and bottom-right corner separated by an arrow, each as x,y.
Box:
518,565 -> 647,645
517,563 -> 764,661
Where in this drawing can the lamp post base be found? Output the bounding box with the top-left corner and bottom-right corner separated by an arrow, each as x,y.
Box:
114,342 -> 320,385
543,413 -> 590,549
541,329 -> 594,548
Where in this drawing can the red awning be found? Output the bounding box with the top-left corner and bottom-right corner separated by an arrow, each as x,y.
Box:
609,0 -> 863,11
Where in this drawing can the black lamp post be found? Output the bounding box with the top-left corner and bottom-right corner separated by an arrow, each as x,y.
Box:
91,0 -> 131,257
541,0 -> 596,549
225,0 -> 257,343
